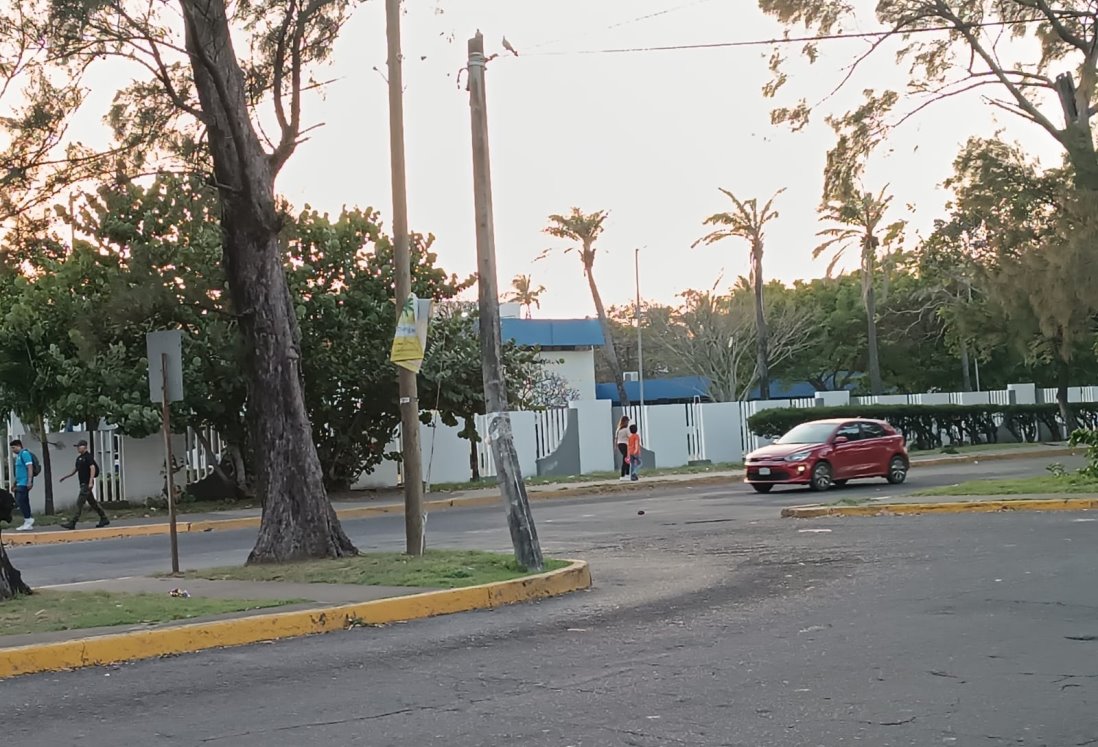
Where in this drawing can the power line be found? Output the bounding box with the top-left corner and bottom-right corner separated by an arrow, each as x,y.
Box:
527,0 -> 717,51
526,18 -> 1044,57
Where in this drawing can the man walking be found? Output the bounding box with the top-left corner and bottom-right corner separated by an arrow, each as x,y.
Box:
60,440 -> 109,530
9,439 -> 35,531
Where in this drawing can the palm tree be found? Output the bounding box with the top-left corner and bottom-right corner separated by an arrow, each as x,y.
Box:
692,188 -> 784,400
541,208 -> 630,406
815,186 -> 906,395
507,274 -> 545,319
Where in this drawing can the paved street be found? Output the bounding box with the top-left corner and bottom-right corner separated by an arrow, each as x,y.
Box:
10,454 -> 1082,587
4,454 -> 1096,746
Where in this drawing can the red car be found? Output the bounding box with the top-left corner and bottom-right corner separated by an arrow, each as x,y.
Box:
745,418 -> 909,493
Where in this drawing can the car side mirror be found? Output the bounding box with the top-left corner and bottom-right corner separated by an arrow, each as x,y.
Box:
833,436 -> 848,444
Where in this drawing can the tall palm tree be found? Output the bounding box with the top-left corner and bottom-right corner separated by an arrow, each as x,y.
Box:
541,208 -> 630,406
692,188 -> 784,400
815,186 -> 906,395
507,274 -> 545,319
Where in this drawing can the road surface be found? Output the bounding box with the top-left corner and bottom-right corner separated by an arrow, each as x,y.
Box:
11,454 -> 1080,587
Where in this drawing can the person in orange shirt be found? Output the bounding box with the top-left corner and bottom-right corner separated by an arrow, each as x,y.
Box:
627,423 -> 642,481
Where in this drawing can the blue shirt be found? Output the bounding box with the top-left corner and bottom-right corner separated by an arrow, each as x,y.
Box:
14,450 -> 32,487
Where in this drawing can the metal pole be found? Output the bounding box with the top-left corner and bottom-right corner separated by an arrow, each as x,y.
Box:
468,31 -> 543,571
635,247 -> 645,433
386,0 -> 425,555
161,353 -> 179,574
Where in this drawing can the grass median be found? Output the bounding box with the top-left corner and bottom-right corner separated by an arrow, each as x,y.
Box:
0,591 -> 294,637
178,550 -> 569,589
913,473 -> 1098,497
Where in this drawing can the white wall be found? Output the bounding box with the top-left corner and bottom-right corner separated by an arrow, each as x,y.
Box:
571,398 -> 614,474
699,402 -> 744,464
816,390 -> 851,407
120,432 -> 187,503
645,404 -> 689,468
542,349 -> 597,401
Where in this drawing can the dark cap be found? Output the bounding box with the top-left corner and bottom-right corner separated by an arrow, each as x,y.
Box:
75,440 -> 88,447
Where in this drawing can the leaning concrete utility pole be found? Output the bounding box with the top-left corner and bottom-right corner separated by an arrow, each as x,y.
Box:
386,0 -> 425,555
466,31 -> 543,571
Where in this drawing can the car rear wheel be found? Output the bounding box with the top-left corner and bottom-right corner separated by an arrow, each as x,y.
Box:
810,462 -> 833,492
751,483 -> 773,494
887,456 -> 908,485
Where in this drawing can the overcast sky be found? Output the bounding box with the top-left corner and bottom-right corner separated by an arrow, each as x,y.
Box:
66,0 -> 1066,319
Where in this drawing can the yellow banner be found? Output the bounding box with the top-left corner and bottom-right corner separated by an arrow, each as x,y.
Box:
390,293 -> 432,373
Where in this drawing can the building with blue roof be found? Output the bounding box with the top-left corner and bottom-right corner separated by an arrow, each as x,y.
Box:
499,304 -> 606,400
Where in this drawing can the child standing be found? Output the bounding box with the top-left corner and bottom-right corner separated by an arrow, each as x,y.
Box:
627,424 -> 642,481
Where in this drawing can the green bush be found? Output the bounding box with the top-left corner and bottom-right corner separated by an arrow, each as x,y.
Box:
746,402 -> 1090,450
1068,428 -> 1098,478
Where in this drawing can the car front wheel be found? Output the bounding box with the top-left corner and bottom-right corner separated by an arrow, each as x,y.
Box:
810,462 -> 833,492
751,483 -> 773,494
887,456 -> 908,485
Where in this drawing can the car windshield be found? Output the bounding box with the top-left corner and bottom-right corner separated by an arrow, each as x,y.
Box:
775,422 -> 837,445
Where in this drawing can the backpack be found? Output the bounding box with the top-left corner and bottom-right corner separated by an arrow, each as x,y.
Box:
27,451 -> 41,478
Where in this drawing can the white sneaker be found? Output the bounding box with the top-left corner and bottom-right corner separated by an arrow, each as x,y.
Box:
619,476 -> 630,482
15,518 -> 34,531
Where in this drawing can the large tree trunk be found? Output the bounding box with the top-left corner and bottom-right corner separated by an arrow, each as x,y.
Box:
0,534 -> 32,600
585,258 -> 630,406
864,281 -> 883,395
752,244 -> 770,400
181,0 -> 355,562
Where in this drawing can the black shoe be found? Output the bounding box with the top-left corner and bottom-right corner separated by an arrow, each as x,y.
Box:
96,517 -> 110,528
59,522 -> 76,531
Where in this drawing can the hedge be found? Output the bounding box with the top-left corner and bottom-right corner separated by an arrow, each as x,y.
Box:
746,403 -> 1098,451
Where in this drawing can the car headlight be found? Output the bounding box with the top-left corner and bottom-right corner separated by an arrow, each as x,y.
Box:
785,450 -> 813,462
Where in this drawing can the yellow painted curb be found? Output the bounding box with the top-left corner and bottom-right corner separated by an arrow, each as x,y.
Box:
782,497 -> 1098,518
0,559 -> 592,679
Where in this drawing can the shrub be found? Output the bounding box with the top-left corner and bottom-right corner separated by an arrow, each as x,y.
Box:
746,402 -> 1091,451
1068,428 -> 1098,478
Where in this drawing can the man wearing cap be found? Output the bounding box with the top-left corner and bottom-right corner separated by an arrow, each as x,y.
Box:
59,440 -> 109,530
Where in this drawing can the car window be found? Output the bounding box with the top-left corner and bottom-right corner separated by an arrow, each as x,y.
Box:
776,422 -> 837,445
861,422 -> 886,440
835,423 -> 861,441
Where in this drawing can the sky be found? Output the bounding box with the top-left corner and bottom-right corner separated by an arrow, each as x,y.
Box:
52,0 -> 1070,319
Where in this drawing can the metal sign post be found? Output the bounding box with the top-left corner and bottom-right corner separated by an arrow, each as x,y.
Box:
147,330 -> 184,574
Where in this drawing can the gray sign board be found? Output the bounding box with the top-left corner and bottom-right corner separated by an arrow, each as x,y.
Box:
147,330 -> 184,403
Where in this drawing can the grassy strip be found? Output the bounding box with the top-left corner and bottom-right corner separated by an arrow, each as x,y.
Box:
0,591 -> 293,637
180,550 -> 568,589
913,473 -> 1098,497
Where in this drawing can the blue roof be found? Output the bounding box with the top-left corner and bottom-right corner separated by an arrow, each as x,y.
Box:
596,376 -> 710,404
501,318 -> 605,348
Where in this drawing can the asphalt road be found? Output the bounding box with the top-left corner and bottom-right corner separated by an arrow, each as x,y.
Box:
5,497 -> 1096,744
10,454 -> 1081,588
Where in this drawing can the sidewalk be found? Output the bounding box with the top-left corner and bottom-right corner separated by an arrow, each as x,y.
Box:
3,443 -> 1074,546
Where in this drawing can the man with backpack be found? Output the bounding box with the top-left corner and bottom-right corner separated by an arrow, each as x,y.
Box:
59,440 -> 109,530
9,439 -> 38,531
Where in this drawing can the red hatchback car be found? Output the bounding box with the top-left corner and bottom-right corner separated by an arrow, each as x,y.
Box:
745,418 -> 910,493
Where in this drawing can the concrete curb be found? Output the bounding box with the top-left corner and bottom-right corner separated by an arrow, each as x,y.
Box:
782,497 -> 1098,519
0,559 -> 592,679
5,446 -> 1074,546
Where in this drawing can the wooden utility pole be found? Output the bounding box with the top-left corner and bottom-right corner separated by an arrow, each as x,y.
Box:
386,0 -> 425,555
467,31 -> 543,571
